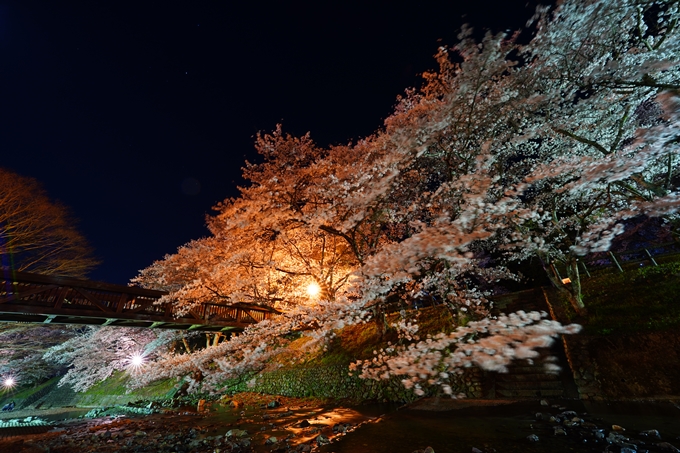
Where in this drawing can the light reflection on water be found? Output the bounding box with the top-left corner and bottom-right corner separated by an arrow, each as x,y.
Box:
5,399 -> 679,453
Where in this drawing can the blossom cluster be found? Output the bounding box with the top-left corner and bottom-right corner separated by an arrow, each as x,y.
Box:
124,0 -> 679,395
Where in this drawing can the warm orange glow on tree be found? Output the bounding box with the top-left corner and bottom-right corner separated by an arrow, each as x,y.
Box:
0,168 -> 98,277
306,282 -> 321,298
131,0 -> 679,396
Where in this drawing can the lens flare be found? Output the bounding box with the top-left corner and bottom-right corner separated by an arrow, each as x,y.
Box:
306,282 -> 321,297
127,353 -> 146,373
2,376 -> 16,389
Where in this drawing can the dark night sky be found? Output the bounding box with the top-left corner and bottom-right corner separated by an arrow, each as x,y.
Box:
0,1 -> 541,284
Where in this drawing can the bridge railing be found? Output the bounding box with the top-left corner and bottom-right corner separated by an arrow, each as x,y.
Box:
0,270 -> 279,330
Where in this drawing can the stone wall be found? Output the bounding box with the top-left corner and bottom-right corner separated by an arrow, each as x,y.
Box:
225,363 -> 482,403
541,288 -> 605,400
560,335 -> 604,400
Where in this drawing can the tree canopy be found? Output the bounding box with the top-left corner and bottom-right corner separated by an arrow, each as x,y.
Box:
130,0 -> 680,394
0,167 -> 98,277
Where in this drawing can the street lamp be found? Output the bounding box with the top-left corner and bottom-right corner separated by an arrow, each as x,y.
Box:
2,376 -> 16,390
127,353 -> 146,373
307,282 -> 321,298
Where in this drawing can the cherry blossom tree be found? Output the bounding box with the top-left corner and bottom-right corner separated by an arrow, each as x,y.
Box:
131,0 -> 679,395
0,325 -> 75,386
43,327 -> 179,392
492,0 -> 680,314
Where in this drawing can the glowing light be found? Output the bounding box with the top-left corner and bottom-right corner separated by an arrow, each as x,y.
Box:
306,282 -> 321,297
2,377 -> 16,389
127,353 -> 146,373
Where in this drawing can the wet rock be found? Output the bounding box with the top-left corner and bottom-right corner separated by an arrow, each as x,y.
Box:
225,428 -> 249,438
641,429 -> 661,438
540,399 -> 549,406
563,418 -> 581,427
620,448 -> 636,453
527,434 -> 539,442
267,399 -> 281,408
187,439 -> 202,449
265,436 -> 278,445
656,442 -> 680,452
316,434 -> 330,445
554,427 -> 567,436
608,431 -> 630,445
297,444 -> 312,452
613,424 -> 626,431
534,412 -> 545,420
296,419 -> 310,428
332,423 -> 351,433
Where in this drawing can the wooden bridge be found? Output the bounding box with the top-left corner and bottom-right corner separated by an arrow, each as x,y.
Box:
0,270 -> 279,332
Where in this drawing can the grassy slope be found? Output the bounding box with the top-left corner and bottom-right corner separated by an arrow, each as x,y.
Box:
74,371 -> 177,405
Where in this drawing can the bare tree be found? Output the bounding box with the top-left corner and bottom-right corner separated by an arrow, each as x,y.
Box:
0,167 -> 98,277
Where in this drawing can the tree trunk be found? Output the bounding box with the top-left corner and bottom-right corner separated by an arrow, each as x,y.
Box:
182,337 -> 192,354
537,251 -> 587,316
373,303 -> 388,338
565,258 -> 587,316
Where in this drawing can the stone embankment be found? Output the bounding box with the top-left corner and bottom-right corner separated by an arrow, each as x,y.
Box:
226,363 -> 482,403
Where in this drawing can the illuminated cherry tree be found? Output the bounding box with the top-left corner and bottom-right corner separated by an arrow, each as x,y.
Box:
131,0 -> 679,394
492,0 -> 680,314
43,327 -> 178,392
0,325 -> 76,386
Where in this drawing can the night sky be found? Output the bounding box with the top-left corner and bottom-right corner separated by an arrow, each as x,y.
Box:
1,1 -> 542,284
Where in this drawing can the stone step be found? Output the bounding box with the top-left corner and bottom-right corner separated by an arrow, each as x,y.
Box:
490,289 -> 549,314
497,373 -> 561,382
496,388 -> 565,398
505,365 -> 555,374
496,380 -> 564,390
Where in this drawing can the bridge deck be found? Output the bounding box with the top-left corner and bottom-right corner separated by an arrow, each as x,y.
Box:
0,270 -> 278,331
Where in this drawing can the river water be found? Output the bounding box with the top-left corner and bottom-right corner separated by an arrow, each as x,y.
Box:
1,398 -> 679,452
318,399 -> 680,453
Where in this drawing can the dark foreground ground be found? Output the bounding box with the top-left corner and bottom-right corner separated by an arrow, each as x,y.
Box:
1,395 -> 680,453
